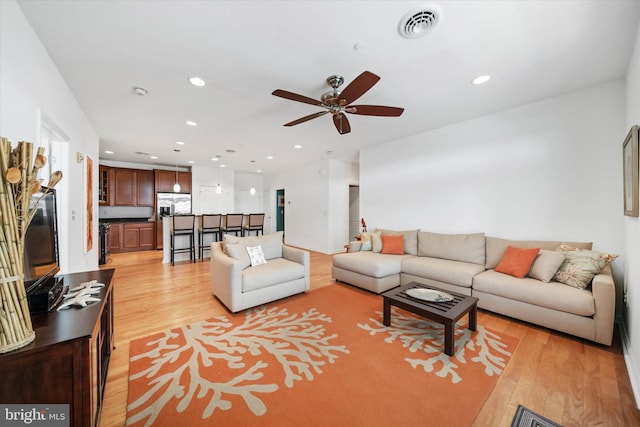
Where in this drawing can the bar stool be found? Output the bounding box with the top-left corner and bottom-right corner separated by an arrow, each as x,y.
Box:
170,214 -> 196,266
222,213 -> 244,236
198,214 -> 222,261
243,213 -> 265,236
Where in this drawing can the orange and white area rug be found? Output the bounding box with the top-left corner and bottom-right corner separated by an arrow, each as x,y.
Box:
126,285 -> 519,427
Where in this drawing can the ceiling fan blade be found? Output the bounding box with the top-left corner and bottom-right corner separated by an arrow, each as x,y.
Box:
337,71 -> 380,105
333,113 -> 351,135
284,111 -> 329,127
348,105 -> 405,117
272,89 -> 323,107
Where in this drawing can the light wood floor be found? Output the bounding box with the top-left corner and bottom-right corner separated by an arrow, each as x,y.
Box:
99,249 -> 640,427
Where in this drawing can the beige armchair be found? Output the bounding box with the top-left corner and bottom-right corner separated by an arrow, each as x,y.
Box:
210,231 -> 310,312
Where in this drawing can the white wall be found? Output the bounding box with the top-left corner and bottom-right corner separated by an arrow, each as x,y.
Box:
623,17 -> 640,405
266,158 -> 351,253
0,1 -> 99,274
361,80 -> 624,252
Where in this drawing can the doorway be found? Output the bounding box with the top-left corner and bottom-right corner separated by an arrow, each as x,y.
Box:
349,185 -> 359,240
276,189 -> 285,234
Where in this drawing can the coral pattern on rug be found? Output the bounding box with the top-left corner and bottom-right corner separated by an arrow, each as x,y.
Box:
126,285 -> 519,427
357,308 -> 512,384
126,305 -> 349,426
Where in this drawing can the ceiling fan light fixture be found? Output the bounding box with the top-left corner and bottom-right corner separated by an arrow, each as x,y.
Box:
399,6 -> 441,39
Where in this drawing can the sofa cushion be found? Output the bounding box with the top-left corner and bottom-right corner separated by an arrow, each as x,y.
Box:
494,246 -> 540,278
401,257 -> 485,288
381,235 -> 404,254
379,229 -> 418,255
242,258 -> 305,292
473,270 -> 595,316
332,252 -> 413,278
224,231 -> 283,268
371,230 -> 383,253
528,249 -> 566,282
417,231 -> 486,265
485,237 -> 592,270
553,243 -> 617,289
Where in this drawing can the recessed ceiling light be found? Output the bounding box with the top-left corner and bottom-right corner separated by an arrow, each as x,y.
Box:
176,141 -> 185,145
150,155 -> 158,159
188,160 -> 195,164
211,157 -> 219,161
267,156 -> 274,160
294,145 -> 302,149
220,164 -> 227,168
472,75 -> 491,85
188,77 -> 206,87
186,121 -> 197,126
256,169 -> 262,173
104,150 -> 114,154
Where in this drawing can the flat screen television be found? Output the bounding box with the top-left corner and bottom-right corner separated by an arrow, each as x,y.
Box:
23,187 -> 60,295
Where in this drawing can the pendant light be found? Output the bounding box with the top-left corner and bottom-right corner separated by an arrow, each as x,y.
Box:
250,186 -> 256,195
173,149 -> 181,192
215,183 -> 222,194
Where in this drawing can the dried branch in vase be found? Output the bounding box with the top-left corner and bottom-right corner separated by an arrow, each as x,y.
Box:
0,137 -> 63,353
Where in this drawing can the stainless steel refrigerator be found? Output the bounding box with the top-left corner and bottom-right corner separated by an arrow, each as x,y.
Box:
156,192 -> 192,249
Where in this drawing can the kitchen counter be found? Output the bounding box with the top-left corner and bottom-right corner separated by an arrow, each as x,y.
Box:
99,218 -> 154,223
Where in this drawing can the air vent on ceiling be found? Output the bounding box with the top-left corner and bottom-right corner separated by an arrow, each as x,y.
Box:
399,7 -> 441,39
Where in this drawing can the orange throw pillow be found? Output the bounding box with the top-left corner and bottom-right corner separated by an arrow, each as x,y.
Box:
381,235 -> 404,255
494,246 -> 540,278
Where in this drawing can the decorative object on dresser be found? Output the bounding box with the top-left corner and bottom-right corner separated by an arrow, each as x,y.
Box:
0,138 -> 63,353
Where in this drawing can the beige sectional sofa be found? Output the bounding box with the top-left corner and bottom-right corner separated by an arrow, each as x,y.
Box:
332,230 -> 616,346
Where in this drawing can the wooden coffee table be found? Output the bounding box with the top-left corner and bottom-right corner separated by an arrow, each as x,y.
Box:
382,282 -> 479,356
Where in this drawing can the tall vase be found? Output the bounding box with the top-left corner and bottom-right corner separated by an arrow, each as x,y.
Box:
0,138 -> 61,353
0,275 -> 35,353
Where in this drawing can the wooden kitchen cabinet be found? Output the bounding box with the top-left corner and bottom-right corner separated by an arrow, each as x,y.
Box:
135,170 -> 154,206
154,169 -> 192,193
111,168 -> 154,206
113,168 -> 136,205
109,223 -> 122,251
121,222 -> 155,251
98,166 -> 112,205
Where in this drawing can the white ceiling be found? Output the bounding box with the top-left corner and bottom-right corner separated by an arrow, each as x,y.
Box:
17,0 -> 640,174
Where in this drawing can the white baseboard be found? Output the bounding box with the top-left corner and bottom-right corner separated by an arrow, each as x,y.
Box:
620,321 -> 640,408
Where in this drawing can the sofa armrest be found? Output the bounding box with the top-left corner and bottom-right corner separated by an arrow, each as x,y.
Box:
210,241 -> 244,312
283,245 -> 311,290
591,264 -> 615,346
349,241 -> 362,252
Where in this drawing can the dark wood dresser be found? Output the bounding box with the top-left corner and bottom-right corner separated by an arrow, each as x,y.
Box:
0,269 -> 115,427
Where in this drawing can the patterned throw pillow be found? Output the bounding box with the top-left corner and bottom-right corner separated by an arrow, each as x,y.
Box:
246,245 -> 267,267
553,243 -> 617,289
359,232 -> 372,251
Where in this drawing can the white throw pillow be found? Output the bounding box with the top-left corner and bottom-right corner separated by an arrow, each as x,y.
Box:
246,245 -> 267,267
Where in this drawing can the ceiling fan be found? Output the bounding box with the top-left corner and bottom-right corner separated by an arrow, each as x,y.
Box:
272,71 -> 404,135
